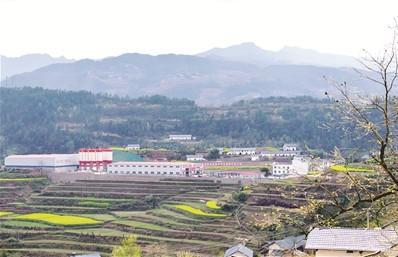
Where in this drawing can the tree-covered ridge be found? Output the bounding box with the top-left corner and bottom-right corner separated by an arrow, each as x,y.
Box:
0,87 -> 355,157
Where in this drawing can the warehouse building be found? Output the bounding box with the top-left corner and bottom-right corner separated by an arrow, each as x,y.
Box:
107,161 -> 203,176
5,154 -> 79,172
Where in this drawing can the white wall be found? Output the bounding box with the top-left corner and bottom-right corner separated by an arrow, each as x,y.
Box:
315,249 -> 373,257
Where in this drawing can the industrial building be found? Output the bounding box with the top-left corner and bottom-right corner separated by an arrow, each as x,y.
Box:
4,154 -> 79,172
107,161 -> 203,176
78,148 -> 113,171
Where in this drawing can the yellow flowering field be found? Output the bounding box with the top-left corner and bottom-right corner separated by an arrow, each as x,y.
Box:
0,211 -> 13,217
206,200 -> 221,210
15,213 -> 102,226
174,205 -> 226,218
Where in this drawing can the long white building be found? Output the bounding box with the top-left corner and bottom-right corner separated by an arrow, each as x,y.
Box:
107,161 -> 203,176
4,154 -> 79,172
226,148 -> 256,156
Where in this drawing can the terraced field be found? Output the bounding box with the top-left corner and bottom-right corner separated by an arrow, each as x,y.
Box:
0,171 -> 249,257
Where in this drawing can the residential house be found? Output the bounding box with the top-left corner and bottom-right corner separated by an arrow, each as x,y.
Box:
168,134 -> 193,141
186,154 -> 206,162
283,144 -> 299,152
224,244 -> 254,257
126,144 -> 140,150
305,227 -> 398,257
226,148 -> 257,156
272,156 -> 310,177
267,235 -> 306,257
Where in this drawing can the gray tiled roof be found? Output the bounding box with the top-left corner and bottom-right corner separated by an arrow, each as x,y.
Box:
274,235 -> 306,250
224,244 -> 253,257
305,228 -> 398,252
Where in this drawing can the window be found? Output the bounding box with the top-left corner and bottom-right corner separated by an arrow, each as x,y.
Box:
150,171 -> 154,174
346,250 -> 354,253
144,171 -> 148,174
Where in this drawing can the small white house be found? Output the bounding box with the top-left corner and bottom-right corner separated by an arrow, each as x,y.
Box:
226,148 -> 256,156
126,144 -> 140,150
186,154 -> 206,162
168,134 -> 193,141
305,227 -> 398,257
224,244 -> 253,257
283,144 -> 298,152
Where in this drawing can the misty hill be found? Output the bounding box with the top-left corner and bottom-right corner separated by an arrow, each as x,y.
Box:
0,54 -> 74,78
198,42 -> 360,68
1,53 -> 371,106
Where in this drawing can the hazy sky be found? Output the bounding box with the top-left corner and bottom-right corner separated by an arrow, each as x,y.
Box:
0,0 -> 397,59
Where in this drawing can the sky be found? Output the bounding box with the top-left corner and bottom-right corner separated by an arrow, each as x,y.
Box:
0,0 -> 397,59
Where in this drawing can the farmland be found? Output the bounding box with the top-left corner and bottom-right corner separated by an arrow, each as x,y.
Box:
0,169 -> 352,256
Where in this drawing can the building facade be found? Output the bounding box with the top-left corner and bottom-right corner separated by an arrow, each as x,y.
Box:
186,154 -> 206,162
5,154 -> 79,172
107,161 -> 203,176
168,134 -> 193,141
126,144 -> 140,150
226,148 -> 256,156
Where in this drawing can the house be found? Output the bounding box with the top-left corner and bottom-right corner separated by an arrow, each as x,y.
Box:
272,156 -> 310,177
305,227 -> 398,257
224,244 -> 253,257
267,235 -> 306,257
70,253 -> 101,257
283,144 -> 298,152
226,148 -> 257,156
186,154 -> 206,162
259,151 -> 299,158
168,134 -> 193,141
126,144 -> 140,150
211,170 -> 263,179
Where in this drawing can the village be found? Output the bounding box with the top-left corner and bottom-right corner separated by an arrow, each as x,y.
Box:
2,133 -> 394,257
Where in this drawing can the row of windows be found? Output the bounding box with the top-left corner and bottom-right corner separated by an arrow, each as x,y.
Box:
110,165 -> 180,168
109,170 -> 181,175
273,170 -> 289,174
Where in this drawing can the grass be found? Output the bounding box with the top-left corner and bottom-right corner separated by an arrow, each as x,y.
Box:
78,200 -> 110,208
0,211 -> 13,217
14,213 -> 102,226
1,220 -> 53,228
113,220 -> 170,231
331,164 -> 374,173
0,177 -> 46,182
79,214 -> 117,221
174,205 -> 226,218
206,200 -> 221,210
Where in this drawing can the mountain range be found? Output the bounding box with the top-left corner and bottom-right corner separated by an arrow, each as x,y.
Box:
0,43 -> 371,106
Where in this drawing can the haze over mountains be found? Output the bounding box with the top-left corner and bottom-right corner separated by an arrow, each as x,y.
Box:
0,43 -> 370,106
0,54 -> 74,78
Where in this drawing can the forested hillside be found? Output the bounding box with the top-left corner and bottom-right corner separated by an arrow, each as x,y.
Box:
0,87 -> 360,157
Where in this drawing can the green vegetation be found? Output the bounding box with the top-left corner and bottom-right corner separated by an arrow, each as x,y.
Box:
113,220 -> 169,231
0,177 -> 46,182
112,235 -> 141,257
0,87 -> 363,157
174,204 -> 226,218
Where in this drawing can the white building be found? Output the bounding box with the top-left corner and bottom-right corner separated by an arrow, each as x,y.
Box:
305,227 -> 398,257
226,148 -> 256,156
186,154 -> 206,162
272,156 -> 310,176
126,144 -> 140,150
168,134 -> 193,141
283,144 -> 299,152
5,154 -> 79,172
272,162 -> 292,176
259,151 -> 299,158
107,161 -> 203,176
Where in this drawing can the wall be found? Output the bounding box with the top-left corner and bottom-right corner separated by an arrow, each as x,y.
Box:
315,250 -> 373,257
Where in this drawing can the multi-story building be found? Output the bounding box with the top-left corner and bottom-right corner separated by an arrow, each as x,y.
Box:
186,154 -> 206,162
272,156 -> 310,176
107,161 -> 203,176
